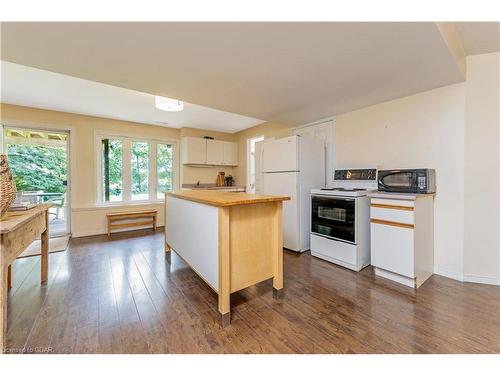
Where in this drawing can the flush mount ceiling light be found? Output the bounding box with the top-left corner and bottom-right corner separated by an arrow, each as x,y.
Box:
155,96 -> 184,112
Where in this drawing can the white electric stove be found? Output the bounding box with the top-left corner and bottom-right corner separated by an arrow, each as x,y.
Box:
310,168 -> 377,271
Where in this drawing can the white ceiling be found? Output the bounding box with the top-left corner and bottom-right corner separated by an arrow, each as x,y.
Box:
0,22 -> 496,129
0,61 -> 263,133
456,22 -> 500,56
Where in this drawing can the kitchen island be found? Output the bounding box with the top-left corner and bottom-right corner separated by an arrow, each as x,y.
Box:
165,190 -> 290,327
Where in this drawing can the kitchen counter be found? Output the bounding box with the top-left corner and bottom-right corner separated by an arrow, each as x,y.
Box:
168,190 -> 289,207
165,191 -> 289,327
367,191 -> 436,200
181,183 -> 246,192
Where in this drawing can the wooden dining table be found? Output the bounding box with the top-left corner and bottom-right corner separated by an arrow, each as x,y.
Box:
0,203 -> 52,353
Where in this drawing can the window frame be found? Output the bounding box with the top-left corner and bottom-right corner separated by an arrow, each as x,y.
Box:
246,135 -> 265,193
95,132 -> 178,206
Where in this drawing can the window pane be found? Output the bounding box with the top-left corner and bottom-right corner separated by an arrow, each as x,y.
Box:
101,138 -> 123,202
131,141 -> 149,200
157,143 -> 173,199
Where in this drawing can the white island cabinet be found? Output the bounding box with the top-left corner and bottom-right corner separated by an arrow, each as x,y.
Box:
368,192 -> 435,288
165,190 -> 289,327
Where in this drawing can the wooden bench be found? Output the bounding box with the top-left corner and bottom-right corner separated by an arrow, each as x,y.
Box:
106,209 -> 157,236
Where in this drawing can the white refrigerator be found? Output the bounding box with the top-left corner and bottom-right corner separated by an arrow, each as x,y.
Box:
262,135 -> 325,252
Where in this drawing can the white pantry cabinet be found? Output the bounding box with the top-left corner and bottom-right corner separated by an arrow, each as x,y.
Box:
369,192 -> 435,288
181,137 -> 238,166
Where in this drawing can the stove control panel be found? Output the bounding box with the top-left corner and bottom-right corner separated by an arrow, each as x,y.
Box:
334,169 -> 377,181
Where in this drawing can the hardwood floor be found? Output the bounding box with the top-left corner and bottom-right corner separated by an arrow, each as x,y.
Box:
5,229 -> 500,354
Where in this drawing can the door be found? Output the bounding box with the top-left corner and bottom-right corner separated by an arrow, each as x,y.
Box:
371,222 -> 414,277
182,137 -> 207,164
311,195 -> 356,243
206,140 -> 224,165
4,127 -> 70,237
262,136 -> 298,172
263,172 -> 299,250
247,136 -> 265,193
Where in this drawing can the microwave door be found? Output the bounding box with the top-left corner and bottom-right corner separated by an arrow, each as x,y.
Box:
380,171 -> 413,192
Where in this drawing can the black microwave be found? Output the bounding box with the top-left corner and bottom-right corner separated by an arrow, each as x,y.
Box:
378,169 -> 436,194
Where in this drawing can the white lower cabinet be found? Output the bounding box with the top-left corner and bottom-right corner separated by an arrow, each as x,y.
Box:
369,193 -> 434,288
371,223 -> 414,278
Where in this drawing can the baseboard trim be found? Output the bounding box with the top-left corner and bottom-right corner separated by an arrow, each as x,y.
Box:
434,268 -> 500,286
434,267 -> 464,282
463,274 -> 500,286
73,225 -> 165,238
374,267 -> 416,288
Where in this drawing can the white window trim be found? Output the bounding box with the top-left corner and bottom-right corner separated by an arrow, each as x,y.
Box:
95,132 -> 179,207
246,135 -> 265,194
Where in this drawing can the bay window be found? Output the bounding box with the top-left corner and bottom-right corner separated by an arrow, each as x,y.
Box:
97,135 -> 177,205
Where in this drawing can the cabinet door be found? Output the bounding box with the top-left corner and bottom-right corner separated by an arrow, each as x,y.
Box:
206,140 -> 224,165
223,142 -> 238,166
182,137 -> 207,164
371,222 -> 414,278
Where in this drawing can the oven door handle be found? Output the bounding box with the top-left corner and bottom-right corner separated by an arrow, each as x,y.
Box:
311,194 -> 355,202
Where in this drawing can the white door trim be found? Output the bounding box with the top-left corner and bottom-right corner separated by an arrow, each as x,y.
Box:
2,123 -> 73,237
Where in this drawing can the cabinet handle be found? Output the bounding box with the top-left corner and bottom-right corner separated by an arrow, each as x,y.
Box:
371,203 -> 414,211
371,218 -> 414,229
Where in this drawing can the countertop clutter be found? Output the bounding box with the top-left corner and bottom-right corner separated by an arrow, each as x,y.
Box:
181,183 -> 245,192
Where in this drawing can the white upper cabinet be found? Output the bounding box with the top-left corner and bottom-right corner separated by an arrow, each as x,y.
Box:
181,137 -> 238,166
222,141 -> 238,166
181,137 -> 207,164
206,140 -> 225,165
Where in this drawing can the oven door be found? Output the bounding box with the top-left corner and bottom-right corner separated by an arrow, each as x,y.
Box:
311,195 -> 356,244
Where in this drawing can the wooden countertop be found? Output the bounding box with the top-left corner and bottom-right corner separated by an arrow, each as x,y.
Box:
0,203 -> 53,234
166,191 -> 290,207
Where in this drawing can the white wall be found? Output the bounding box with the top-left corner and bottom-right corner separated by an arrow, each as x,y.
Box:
335,83 -> 466,280
464,52 -> 500,285
334,52 -> 500,285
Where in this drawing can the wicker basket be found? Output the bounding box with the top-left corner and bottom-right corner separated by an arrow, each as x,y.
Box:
0,154 -> 17,219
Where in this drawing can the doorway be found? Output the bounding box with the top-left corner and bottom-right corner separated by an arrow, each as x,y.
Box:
3,127 -> 70,237
246,135 -> 264,194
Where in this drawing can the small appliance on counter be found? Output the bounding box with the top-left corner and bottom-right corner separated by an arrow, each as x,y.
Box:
310,168 -> 377,271
378,169 -> 436,194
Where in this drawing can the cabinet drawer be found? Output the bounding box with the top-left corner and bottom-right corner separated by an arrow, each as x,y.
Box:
370,206 -> 414,225
371,222 -> 414,278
